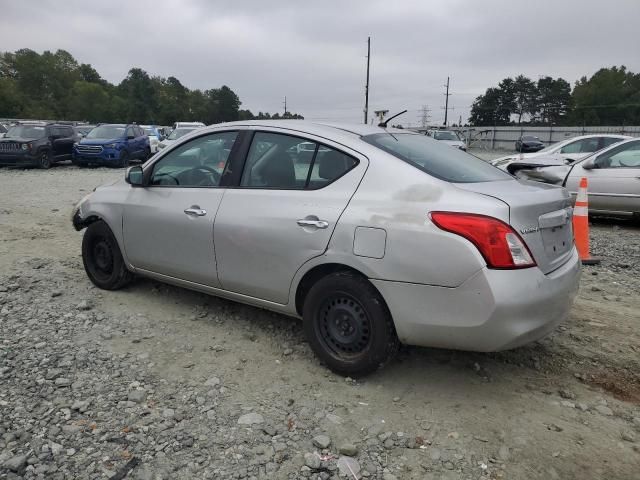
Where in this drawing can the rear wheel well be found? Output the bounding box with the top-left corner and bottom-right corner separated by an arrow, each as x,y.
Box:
295,263 -> 373,316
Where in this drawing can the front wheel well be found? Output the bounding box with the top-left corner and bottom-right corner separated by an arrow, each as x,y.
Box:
74,214 -> 102,231
295,263 -> 373,316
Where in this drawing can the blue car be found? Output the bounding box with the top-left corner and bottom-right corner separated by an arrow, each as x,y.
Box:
73,124 -> 150,167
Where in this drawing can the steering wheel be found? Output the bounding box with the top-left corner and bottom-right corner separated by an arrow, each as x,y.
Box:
192,165 -> 221,186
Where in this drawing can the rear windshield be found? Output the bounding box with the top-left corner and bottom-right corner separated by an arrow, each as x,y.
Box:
522,136 -> 540,141
433,131 -> 459,141
363,133 -> 512,183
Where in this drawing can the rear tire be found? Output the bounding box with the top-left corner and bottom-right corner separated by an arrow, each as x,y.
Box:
82,221 -> 133,290
38,150 -> 52,169
303,271 -> 399,376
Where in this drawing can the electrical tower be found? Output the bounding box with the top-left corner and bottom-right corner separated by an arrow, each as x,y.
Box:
418,105 -> 431,128
283,96 -> 287,116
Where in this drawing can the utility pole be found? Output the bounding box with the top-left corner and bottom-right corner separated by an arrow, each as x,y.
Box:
418,105 -> 431,128
364,37 -> 370,125
283,96 -> 287,116
443,76 -> 451,126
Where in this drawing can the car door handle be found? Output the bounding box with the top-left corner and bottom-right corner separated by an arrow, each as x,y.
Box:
184,206 -> 207,217
297,219 -> 329,229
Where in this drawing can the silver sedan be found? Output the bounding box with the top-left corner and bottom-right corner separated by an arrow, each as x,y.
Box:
507,137 -> 640,217
72,121 -> 581,375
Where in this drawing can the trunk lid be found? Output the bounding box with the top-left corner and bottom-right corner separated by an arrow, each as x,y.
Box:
456,179 -> 574,274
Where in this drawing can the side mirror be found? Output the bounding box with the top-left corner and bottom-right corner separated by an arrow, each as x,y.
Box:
125,166 -> 144,186
581,158 -> 596,170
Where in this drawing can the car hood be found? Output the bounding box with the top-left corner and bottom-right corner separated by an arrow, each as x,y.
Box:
492,150 -> 549,164
79,138 -> 122,145
0,137 -> 39,142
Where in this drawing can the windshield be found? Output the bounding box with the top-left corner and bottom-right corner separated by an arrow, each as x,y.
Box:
363,133 -> 511,183
86,125 -> 125,139
167,128 -> 196,140
536,137 -> 577,154
522,136 -> 540,141
6,125 -> 46,139
143,128 -> 157,136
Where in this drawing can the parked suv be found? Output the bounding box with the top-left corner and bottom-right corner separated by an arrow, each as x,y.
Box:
73,124 -> 150,167
0,122 -> 78,169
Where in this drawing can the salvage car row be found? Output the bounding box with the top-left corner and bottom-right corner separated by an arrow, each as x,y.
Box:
491,134 -> 640,218
0,121 -> 205,168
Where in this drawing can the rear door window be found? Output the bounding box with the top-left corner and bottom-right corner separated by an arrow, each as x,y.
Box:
240,132 -> 357,189
363,133 -> 511,183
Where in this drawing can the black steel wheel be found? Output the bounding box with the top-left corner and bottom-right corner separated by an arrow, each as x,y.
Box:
303,271 -> 399,376
82,221 -> 133,290
317,294 -> 371,358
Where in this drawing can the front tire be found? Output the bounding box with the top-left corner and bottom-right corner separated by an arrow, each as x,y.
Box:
117,151 -> 130,168
303,271 -> 399,376
82,221 -> 133,290
38,150 -> 52,169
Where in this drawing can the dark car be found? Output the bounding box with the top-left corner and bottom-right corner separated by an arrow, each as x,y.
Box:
73,124 -> 150,167
515,135 -> 545,153
0,122 -> 79,169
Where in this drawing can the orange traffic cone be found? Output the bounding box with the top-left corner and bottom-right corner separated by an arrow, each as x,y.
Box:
572,177 -> 600,265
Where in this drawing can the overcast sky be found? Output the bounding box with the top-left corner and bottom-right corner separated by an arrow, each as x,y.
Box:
2,0 -> 639,126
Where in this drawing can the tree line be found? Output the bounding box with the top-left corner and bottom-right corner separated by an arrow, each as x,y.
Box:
0,49 -> 303,124
469,66 -> 640,126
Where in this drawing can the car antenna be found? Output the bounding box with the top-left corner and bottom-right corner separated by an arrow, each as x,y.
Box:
378,109 -> 407,128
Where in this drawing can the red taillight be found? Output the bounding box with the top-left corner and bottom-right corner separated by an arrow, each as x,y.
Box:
430,212 -> 536,269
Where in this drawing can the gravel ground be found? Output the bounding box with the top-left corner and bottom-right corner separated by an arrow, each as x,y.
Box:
1,157 -> 639,480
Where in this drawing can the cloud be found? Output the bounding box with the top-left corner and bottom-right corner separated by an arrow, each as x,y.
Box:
1,0 -> 639,125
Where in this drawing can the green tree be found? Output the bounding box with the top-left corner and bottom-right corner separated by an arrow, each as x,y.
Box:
570,66 -> 640,125
118,68 -> 158,123
511,75 -> 538,124
67,81 -> 111,122
469,87 -> 510,126
537,76 -> 571,125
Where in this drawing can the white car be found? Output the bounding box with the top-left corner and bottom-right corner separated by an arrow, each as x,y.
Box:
157,126 -> 204,150
141,125 -> 164,153
426,129 -> 466,151
491,134 -> 630,172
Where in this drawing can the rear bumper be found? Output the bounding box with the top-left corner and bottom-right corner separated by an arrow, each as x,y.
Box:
372,247 -> 581,352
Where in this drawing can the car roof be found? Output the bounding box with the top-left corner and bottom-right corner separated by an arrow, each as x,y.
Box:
202,120 -> 415,139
